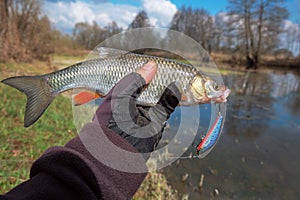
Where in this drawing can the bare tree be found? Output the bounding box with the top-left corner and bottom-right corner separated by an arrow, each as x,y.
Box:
73,22 -> 106,50
211,13 -> 225,52
128,11 -> 151,30
0,0 -> 9,60
0,0 -> 53,62
105,21 -> 123,36
169,7 -> 215,53
227,0 -> 288,69
285,25 -> 300,56
73,21 -> 123,50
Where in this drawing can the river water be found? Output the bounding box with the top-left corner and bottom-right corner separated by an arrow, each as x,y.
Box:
160,69 -> 300,199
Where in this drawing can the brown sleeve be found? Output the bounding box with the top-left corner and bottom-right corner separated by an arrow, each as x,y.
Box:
2,122 -> 147,200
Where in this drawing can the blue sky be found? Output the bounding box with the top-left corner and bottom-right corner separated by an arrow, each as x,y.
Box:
43,0 -> 300,33
108,0 -> 229,14
172,0 -> 299,21
169,0 -> 229,15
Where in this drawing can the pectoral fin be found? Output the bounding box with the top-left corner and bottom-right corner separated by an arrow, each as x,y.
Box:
73,91 -> 102,106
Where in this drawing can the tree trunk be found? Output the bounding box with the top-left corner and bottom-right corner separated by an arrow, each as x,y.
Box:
253,2 -> 264,69
0,0 -> 9,61
242,0 -> 256,69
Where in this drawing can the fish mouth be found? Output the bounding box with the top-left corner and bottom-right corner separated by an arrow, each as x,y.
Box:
212,88 -> 231,103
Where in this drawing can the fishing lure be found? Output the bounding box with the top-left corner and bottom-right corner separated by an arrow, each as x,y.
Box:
196,112 -> 223,158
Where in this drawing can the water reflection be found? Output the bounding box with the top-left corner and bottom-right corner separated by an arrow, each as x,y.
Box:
270,72 -> 300,98
162,69 -> 300,199
225,70 -> 300,98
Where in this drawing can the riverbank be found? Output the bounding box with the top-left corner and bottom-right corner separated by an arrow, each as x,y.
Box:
211,52 -> 300,70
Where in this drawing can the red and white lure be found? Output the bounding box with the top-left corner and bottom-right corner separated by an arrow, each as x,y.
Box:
196,112 -> 223,158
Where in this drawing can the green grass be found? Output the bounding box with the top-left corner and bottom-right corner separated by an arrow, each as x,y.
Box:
0,57 -> 78,193
0,82 -> 76,193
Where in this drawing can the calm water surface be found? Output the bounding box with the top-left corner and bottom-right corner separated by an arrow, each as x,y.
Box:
160,69 -> 300,199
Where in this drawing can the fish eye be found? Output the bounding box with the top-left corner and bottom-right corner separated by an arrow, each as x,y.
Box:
213,85 -> 220,90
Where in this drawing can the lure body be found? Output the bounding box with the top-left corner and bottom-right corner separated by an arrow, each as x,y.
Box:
196,112 -> 223,157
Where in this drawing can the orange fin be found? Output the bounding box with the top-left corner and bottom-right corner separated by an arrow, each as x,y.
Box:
73,91 -> 102,106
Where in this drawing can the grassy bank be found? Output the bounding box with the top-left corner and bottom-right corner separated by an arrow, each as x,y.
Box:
0,56 -> 178,198
0,62 -> 76,192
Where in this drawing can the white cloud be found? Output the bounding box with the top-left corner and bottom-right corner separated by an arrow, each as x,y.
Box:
43,1 -> 140,33
43,0 -> 177,33
282,20 -> 300,30
69,2 -> 96,23
142,0 -> 177,27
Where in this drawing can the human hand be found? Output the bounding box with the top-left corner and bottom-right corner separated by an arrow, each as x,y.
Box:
93,61 -> 181,159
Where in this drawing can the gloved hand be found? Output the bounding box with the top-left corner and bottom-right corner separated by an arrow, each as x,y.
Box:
93,61 -> 181,159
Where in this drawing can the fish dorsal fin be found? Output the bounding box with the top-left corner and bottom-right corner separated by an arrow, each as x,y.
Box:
97,47 -> 129,59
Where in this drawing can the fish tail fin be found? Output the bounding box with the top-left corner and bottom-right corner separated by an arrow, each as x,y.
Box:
1,75 -> 55,127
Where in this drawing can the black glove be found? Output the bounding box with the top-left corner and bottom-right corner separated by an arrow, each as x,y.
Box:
93,72 -> 181,159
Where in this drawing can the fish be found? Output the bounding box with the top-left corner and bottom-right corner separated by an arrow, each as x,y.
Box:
1,48 -> 230,127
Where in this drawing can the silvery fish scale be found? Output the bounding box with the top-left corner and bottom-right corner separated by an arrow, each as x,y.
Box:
48,53 -> 198,105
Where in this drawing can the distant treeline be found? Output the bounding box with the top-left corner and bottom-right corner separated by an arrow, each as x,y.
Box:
0,0 -> 299,69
